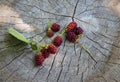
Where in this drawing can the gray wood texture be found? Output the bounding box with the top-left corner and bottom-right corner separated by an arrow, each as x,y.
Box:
0,0 -> 120,82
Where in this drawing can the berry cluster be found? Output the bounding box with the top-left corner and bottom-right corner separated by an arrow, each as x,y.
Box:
35,44 -> 58,66
46,23 -> 60,37
35,23 -> 62,66
66,22 -> 83,42
8,22 -> 85,67
35,21 -> 83,66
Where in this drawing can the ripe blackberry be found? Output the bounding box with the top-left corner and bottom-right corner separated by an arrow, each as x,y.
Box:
35,55 -> 44,66
53,35 -> 63,47
41,48 -> 50,58
74,27 -> 83,35
48,44 -> 58,54
51,23 -> 60,32
66,32 -> 78,43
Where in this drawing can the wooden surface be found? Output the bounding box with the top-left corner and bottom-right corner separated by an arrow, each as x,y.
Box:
0,0 -> 120,82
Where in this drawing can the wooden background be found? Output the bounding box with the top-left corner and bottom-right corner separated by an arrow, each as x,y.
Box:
0,0 -> 120,82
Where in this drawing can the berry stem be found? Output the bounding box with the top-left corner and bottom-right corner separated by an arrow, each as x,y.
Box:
77,42 -> 97,63
76,34 -> 83,42
46,19 -> 53,30
37,44 -> 46,55
39,43 -> 46,48
59,29 -> 66,36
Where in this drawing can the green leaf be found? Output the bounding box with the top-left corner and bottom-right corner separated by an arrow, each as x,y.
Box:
8,28 -> 30,44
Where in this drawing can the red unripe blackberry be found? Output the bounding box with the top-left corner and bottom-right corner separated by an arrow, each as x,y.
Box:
66,22 -> 77,32
46,29 -> 54,37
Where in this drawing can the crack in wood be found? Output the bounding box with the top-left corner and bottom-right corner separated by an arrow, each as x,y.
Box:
104,41 -> 120,48
46,54 -> 57,82
72,0 -> 80,21
74,17 -> 97,28
32,66 -> 44,80
17,2 -> 72,18
77,6 -> 106,16
0,42 -> 24,53
78,42 -> 97,63
86,35 -> 111,52
0,49 -> 25,70
63,56 -> 72,82
5,67 -> 19,82
93,32 -> 114,41
76,48 -> 82,75
81,67 -> 87,82
74,43 -> 77,56
92,45 -> 108,58
56,50 -> 67,82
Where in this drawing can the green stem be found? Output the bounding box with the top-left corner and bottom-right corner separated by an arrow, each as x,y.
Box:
81,45 -> 90,54
59,29 -> 66,36
46,19 -> 53,30
78,42 -> 97,63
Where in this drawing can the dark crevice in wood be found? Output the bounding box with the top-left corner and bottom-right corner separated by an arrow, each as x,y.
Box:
77,6 -> 105,16
81,67 -> 87,82
81,72 -> 84,82
92,45 -> 108,58
86,35 -> 111,52
81,47 -> 97,63
46,53 -> 58,82
78,48 -> 82,61
32,66 -> 44,80
77,42 -> 97,63
39,36 -> 46,42
0,49 -> 25,70
62,38 -> 67,50
5,68 -> 19,82
72,0 -> 79,20
74,43 -> 77,56
76,48 -> 82,75
27,30 -> 46,39
63,57 -> 72,82
17,2 -> 72,18
56,50 -> 67,82
104,41 -> 120,48
74,17 -> 96,28
93,32 -> 114,41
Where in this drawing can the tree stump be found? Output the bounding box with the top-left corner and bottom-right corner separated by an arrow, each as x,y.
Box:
0,0 -> 120,82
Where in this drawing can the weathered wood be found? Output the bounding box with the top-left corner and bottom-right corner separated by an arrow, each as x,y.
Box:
0,0 -> 120,82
